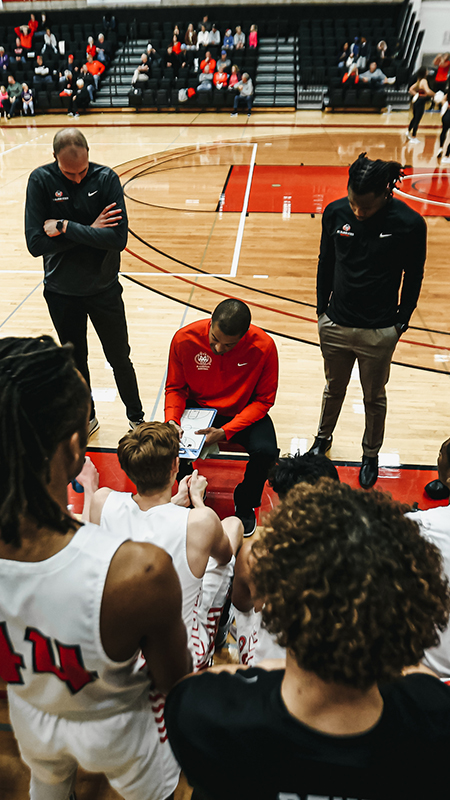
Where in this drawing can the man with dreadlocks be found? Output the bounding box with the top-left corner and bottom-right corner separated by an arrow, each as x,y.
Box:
0,336 -> 190,800
309,153 -> 426,488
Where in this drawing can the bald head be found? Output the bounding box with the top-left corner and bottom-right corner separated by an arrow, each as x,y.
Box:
53,129 -> 89,184
53,128 -> 89,157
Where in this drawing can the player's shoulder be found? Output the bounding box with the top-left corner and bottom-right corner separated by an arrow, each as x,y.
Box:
88,162 -> 119,181
323,196 -> 348,215
173,318 -> 209,342
246,324 -> 276,353
29,160 -> 59,182
388,197 -> 426,228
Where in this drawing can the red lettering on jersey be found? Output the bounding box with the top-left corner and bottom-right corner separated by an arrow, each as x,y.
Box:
25,628 -> 98,694
0,622 -> 25,684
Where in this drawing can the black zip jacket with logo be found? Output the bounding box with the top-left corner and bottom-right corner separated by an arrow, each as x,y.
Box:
317,196 -> 426,328
25,161 -> 128,296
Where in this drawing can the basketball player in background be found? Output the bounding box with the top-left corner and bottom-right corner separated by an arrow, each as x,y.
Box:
0,336 -> 190,800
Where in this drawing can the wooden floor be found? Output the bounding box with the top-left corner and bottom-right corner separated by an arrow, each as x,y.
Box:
1,106 -> 449,798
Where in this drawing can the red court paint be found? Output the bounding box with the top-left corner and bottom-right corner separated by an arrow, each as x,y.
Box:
222,166 -> 450,216
68,450 -> 447,521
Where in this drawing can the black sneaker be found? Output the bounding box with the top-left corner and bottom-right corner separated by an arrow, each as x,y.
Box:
88,416 -> 100,438
308,435 -> 332,456
359,455 -> 378,489
128,417 -> 145,431
235,505 -> 257,537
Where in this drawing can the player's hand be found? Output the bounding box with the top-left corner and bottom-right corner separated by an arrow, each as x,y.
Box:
168,420 -> 183,439
188,469 -> 208,507
171,475 -> 191,507
91,202 -> 122,229
195,427 -> 226,445
44,219 -> 64,237
75,456 -> 99,495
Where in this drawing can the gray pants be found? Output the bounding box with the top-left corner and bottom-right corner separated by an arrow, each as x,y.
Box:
317,314 -> 400,457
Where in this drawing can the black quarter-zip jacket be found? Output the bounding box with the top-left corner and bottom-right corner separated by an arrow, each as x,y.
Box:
25,160 -> 128,296
317,196 -> 427,328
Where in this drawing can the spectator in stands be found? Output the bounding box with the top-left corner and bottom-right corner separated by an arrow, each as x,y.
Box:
338,42 -> 349,69
358,36 -> 370,69
0,85 -> 7,118
14,22 -> 37,53
217,50 -> 231,73
213,65 -> 228,90
185,24 -> 198,50
21,82 -> 34,116
132,53 -> 150,86
433,53 -> 450,94
0,47 -> 9,72
59,69 -> 74,95
198,15 -> 211,32
200,51 -> 216,73
33,55 -> 54,88
60,53 -> 80,78
407,66 -> 435,144
4,75 -> 22,118
231,72 -> 254,116
96,34 -> 111,65
209,24 -> 221,47
197,64 -> 213,92
342,63 -> 359,88
41,28 -> 58,56
68,77 -> 91,117
165,45 -> 182,75
32,11 -> 48,44
146,43 -> 160,67
223,29 -> 234,51
172,35 -> 182,55
13,39 -> 27,65
86,36 -> 97,59
166,480 -> 450,800
197,25 -> 209,49
228,64 -> 240,90
376,40 -> 388,63
79,63 -> 95,101
360,61 -> 389,87
234,26 -> 245,49
85,53 -> 105,90
249,25 -> 258,48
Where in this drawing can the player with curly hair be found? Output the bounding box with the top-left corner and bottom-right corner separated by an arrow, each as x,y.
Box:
166,479 -> 450,800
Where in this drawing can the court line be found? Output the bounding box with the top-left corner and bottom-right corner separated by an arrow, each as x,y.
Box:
230,142 -> 258,278
0,281 -> 42,329
394,186 -> 450,209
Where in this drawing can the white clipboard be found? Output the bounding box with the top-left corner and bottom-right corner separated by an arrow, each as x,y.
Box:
179,408 -> 217,459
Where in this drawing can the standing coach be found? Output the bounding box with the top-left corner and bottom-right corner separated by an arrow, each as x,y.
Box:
309,153 -> 426,488
25,128 -> 144,435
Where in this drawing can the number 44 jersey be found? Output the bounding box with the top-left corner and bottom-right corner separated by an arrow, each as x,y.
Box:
0,523 -> 151,717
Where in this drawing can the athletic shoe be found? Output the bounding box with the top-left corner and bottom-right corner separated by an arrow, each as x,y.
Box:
307,435 -> 332,456
437,148 -> 444,157
442,156 -> 450,163
234,499 -> 257,536
230,112 -> 237,117
247,111 -> 251,116
128,417 -> 145,430
424,479 -> 450,500
74,113 -> 80,118
408,136 -> 420,144
359,455 -> 378,489
67,112 -> 74,116
88,416 -> 100,437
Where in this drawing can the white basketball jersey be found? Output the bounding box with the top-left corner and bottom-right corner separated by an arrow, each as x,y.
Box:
101,492 -> 202,638
234,607 -> 286,666
0,524 -> 151,717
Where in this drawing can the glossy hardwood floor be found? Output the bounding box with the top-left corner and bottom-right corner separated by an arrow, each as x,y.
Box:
0,106 -> 448,799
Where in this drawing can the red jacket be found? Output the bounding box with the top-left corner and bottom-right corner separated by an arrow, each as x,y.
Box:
85,59 -> 105,76
164,319 -> 278,439
15,21 -> 38,50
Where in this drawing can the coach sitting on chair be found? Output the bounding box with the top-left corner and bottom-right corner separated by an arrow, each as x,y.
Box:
165,299 -> 279,536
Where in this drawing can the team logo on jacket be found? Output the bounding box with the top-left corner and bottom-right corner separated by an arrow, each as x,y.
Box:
195,351 -> 212,370
337,223 -> 354,237
53,190 -> 69,202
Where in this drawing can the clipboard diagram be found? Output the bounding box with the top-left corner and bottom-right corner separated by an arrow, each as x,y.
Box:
179,408 -> 217,459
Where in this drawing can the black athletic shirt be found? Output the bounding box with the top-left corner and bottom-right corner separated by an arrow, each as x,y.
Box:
317,196 -> 426,328
165,668 -> 450,800
25,160 -> 128,296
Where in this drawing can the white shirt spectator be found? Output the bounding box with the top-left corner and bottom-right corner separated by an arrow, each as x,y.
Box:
208,27 -> 221,46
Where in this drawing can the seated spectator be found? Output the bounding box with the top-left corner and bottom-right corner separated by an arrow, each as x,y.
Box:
165,480 -> 450,800
232,453 -> 339,666
200,51 -> 216,73
230,72 -> 254,116
217,50 -> 231,73
360,61 -> 389,86
198,15 -> 211,32
4,74 -> 22,118
13,38 -> 27,65
96,33 -> 111,65
197,25 -> 209,50
349,36 -> 360,63
0,46 -> 10,72
59,69 -> 74,94
376,39 -> 388,63
338,42 -> 349,69
249,24 -> 258,48
172,35 -> 182,55
89,422 -> 243,672
433,52 -> 450,94
132,53 -> 150,85
228,64 -> 240,90
14,23 -> 37,54
68,77 -> 91,117
146,43 -> 161,67
358,36 -> 370,69
213,65 -> 228,89
185,24 -> 198,50
209,24 -> 221,47
197,63 -> 213,91
79,64 -> 96,101
223,29 -> 234,51
166,45 -> 183,75
60,53 -> 80,77
173,24 -> 181,39
85,53 -> 105,89
86,36 -> 97,59
41,28 -> 58,56
33,55 -> 54,88
234,26 -> 245,49
342,63 -> 359,88
0,85 -> 8,117
21,82 -> 34,115
32,11 -> 48,43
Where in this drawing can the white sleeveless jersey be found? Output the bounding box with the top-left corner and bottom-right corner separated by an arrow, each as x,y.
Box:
101,492 -> 202,638
234,607 -> 286,666
0,524 -> 151,718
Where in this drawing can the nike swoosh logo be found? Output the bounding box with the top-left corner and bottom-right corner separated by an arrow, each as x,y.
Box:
379,233 -> 392,238
88,191 -> 98,197
236,673 -> 259,683
237,362 -> 248,367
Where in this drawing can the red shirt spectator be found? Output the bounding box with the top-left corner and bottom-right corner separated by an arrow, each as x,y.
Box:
85,56 -> 105,77
213,68 -> 228,89
200,52 -> 216,73
14,22 -> 37,51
